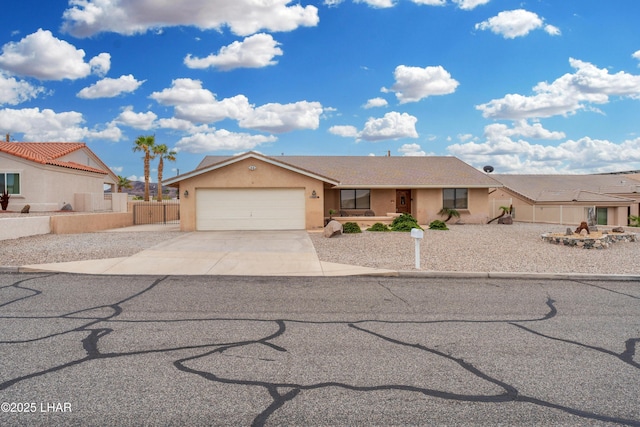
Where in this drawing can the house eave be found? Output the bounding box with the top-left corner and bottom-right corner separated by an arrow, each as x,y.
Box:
331,184 -> 504,189
163,151 -> 341,186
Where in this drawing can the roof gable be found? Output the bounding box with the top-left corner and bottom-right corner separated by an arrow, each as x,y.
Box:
0,142 -> 109,175
165,151 -> 340,186
186,152 -> 501,188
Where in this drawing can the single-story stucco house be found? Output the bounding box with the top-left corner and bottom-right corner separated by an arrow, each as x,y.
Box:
489,174 -> 640,226
0,141 -> 118,212
163,151 -> 502,231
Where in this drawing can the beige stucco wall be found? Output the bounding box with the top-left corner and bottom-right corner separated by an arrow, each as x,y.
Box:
322,187 -> 490,225
50,212 -> 133,234
177,158 -> 325,231
413,188 -> 490,225
0,216 -> 50,240
0,153 -> 107,212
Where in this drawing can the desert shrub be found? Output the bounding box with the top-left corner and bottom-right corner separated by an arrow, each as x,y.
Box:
367,222 -> 390,232
390,213 -> 422,232
629,215 -> 640,227
428,220 -> 449,230
343,222 -> 362,233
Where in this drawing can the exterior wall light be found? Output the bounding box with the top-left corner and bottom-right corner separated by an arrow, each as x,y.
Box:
183,190 -> 189,197
249,165 -> 257,171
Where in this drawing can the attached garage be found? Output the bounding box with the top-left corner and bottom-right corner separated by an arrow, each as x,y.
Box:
195,188 -> 306,230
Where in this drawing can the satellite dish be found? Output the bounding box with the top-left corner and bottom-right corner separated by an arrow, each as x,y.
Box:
483,165 -> 494,173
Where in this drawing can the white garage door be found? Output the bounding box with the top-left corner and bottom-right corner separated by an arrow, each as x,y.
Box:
196,188 -> 306,230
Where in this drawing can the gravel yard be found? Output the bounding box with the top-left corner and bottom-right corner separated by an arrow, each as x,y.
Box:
309,222 -> 640,275
2,221 -> 640,274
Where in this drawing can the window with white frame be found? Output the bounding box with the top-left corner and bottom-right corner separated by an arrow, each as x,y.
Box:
0,172 -> 21,195
443,188 -> 467,209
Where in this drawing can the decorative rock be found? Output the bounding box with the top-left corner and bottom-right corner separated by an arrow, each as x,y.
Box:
612,226 -> 624,233
61,203 -> 73,211
324,220 -> 343,238
575,221 -> 589,235
580,229 -> 588,236
565,227 -> 573,236
20,204 -> 30,214
497,215 -> 513,225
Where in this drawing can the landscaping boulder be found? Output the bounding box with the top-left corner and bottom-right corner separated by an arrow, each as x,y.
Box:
21,204 -> 30,214
565,227 -> 573,236
324,220 -> 343,238
497,215 -> 513,225
61,203 -> 73,211
612,226 -> 625,233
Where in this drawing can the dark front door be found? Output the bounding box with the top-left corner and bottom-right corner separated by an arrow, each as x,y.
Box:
396,190 -> 411,214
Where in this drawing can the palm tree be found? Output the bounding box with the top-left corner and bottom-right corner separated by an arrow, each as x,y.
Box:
438,207 -> 461,223
487,205 -> 512,224
153,143 -> 177,201
117,175 -> 133,193
132,135 -> 156,201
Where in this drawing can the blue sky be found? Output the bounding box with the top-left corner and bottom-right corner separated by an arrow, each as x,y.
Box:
1,0 -> 640,181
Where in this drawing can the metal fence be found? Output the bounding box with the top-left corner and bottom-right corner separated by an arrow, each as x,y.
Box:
132,200 -> 180,225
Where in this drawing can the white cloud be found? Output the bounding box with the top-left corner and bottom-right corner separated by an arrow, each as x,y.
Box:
451,0 -> 490,10
633,50 -> 640,63
323,0 -> 345,6
89,52 -> 111,77
475,9 -> 554,39
0,29 -> 109,80
77,74 -> 145,99
477,58 -> 640,120
383,65 -> 459,104
150,78 -> 253,123
328,125 -> 359,137
355,0 -> 396,8
175,129 -> 277,153
185,33 -> 283,71
239,101 -> 323,133
363,97 -> 388,109
151,78 -> 323,133
115,107 -> 157,130
0,107 -> 121,141
545,24 -> 561,36
62,0 -> 319,37
448,121 -> 640,173
484,121 -> 565,140
398,143 -> 427,156
0,72 -> 45,105
360,111 -> 418,141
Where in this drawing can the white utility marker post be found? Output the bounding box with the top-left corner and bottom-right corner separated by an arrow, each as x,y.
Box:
410,228 -> 424,269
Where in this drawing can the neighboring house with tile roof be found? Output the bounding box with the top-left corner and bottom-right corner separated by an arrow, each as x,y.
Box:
164,151 -> 502,231
489,174 -> 640,226
0,141 -> 118,212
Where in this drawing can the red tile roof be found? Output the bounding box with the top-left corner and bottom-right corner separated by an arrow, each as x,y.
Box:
0,142 -> 108,174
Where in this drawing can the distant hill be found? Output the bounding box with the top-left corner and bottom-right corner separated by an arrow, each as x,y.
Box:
108,181 -> 179,199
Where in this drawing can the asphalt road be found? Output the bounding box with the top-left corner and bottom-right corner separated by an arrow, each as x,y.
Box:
0,273 -> 638,426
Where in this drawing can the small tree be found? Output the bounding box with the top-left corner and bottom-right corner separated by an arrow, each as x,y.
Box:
0,190 -> 10,210
132,135 -> 156,201
438,207 -> 460,223
487,205 -> 512,224
117,175 -> 133,193
153,143 -> 177,201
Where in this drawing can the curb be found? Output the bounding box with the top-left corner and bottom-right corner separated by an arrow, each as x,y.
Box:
395,270 -> 640,281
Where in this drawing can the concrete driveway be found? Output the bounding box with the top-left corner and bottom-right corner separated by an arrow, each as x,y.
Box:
21,229 -> 395,276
